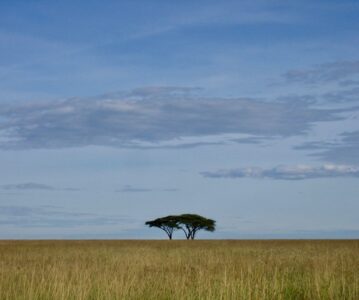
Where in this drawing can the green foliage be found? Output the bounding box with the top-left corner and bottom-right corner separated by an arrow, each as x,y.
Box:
176,214 -> 215,239
145,214 -> 216,239
145,215 -> 180,239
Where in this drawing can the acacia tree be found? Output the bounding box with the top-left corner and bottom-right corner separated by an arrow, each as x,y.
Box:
145,215 -> 179,240
177,214 -> 216,240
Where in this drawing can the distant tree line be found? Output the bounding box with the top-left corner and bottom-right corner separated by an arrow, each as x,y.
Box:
145,214 -> 216,240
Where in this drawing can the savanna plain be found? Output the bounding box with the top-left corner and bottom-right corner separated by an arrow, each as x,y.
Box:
0,240 -> 358,299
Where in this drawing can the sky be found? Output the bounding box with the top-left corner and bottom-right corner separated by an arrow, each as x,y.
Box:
0,0 -> 359,239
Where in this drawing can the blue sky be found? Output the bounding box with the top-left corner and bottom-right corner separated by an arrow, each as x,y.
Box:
1,0 -> 359,239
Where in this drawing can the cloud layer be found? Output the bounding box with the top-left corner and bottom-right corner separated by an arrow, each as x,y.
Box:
0,205 -> 131,228
0,87 -> 344,149
1,182 -> 80,191
201,164 -> 359,180
295,131 -> 359,165
116,185 -> 178,193
283,60 -> 359,85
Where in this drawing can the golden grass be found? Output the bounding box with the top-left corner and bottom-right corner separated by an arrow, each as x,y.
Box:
0,240 -> 358,299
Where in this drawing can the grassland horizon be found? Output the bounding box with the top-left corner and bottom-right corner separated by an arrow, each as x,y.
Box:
0,239 -> 358,299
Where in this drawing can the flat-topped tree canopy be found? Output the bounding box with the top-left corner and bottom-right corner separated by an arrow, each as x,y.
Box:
145,215 -> 180,240
177,214 -> 216,240
145,214 -> 216,240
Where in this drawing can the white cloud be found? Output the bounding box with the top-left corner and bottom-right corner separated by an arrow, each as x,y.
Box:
201,164 -> 359,180
0,87 -> 343,149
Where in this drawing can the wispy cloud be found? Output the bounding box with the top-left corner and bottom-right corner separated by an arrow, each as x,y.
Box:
0,205 -> 131,228
322,86 -> 359,102
116,185 -> 178,193
296,131 -> 359,164
339,79 -> 359,87
162,188 -> 178,192
201,164 -> 359,180
0,87 -> 344,150
283,60 -> 359,85
116,185 -> 153,193
1,182 -> 80,191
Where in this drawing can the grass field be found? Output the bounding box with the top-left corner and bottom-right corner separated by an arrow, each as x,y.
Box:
0,240 -> 358,299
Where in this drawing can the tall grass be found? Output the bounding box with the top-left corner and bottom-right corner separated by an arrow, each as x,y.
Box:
0,240 -> 358,299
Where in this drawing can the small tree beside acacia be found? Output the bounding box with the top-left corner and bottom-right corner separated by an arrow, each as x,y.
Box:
177,214 -> 216,240
145,214 -> 215,240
